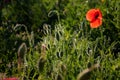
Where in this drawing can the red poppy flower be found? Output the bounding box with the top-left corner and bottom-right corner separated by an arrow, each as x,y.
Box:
3,77 -> 18,80
86,9 -> 102,28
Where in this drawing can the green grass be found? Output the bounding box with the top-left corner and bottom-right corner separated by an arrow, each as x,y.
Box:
0,0 -> 120,80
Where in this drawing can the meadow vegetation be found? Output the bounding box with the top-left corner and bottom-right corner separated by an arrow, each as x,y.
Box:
0,0 -> 120,80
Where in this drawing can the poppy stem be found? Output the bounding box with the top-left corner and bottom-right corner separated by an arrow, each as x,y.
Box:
99,27 -> 103,38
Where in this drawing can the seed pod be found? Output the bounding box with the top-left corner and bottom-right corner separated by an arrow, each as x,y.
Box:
38,43 -> 47,72
55,74 -> 63,80
77,63 -> 100,80
38,56 -> 46,72
17,43 -> 27,71
61,64 -> 66,73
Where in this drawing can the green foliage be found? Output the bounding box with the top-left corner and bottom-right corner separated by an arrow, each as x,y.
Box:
0,0 -> 120,80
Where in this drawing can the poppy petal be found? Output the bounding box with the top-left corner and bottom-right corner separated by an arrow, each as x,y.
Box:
86,9 -> 97,21
90,18 -> 102,28
97,9 -> 102,19
3,77 -> 18,80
